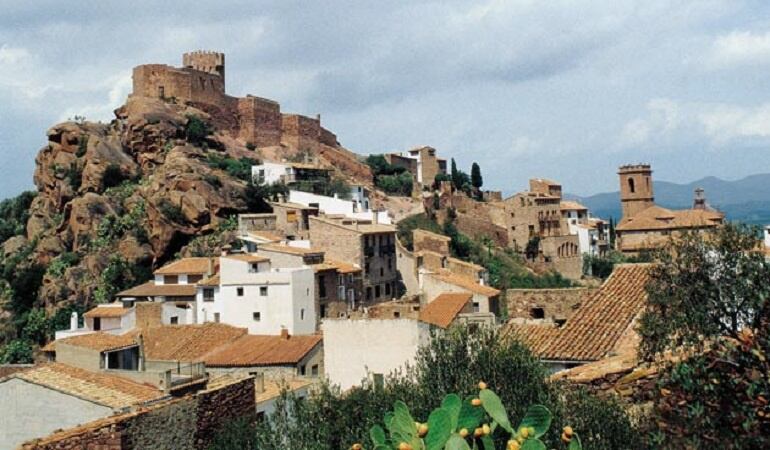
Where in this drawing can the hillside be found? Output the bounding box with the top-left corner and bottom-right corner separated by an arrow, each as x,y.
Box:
569,173 -> 770,225
0,94 -> 376,358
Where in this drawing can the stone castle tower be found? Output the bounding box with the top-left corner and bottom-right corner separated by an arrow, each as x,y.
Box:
183,51 -> 225,82
618,164 -> 654,219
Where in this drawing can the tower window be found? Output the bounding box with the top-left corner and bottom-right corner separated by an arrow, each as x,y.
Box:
628,177 -> 636,193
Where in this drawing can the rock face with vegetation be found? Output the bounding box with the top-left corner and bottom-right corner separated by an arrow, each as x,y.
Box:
0,95 -> 372,360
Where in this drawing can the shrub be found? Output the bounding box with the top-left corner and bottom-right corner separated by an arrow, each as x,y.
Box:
76,134 -> 88,157
66,163 -> 83,190
206,154 -> 259,182
185,114 -> 212,144
46,252 -> 79,278
377,172 -> 413,196
0,339 -> 33,364
93,255 -> 151,304
158,199 -> 186,224
101,163 -> 128,190
246,142 -> 256,151
204,174 -> 223,188
0,190 -> 36,242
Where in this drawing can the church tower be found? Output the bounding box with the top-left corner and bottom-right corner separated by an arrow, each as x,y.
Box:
618,164 -> 654,219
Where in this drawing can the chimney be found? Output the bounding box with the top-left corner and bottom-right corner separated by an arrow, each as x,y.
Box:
208,257 -> 215,276
280,328 -> 290,339
70,312 -> 79,331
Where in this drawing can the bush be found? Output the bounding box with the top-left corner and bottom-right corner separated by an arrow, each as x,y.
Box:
46,252 -> 79,278
101,163 -> 128,190
93,255 -> 151,304
66,163 -> 83,190
396,213 -> 444,251
0,339 -> 33,364
206,154 -> 259,182
204,174 -> 223,188
185,115 -> 212,144
158,199 -> 186,224
377,172 -> 413,196
0,191 -> 36,243
76,134 -> 88,157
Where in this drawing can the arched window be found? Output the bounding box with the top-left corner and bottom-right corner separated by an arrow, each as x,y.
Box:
628,177 -> 636,193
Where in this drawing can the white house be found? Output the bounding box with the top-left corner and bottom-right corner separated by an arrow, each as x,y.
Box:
322,318 -> 431,390
251,162 -> 331,185
561,201 -> 608,256
196,253 -> 316,335
288,188 -> 391,224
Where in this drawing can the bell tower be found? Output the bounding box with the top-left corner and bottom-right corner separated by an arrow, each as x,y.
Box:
618,164 -> 654,219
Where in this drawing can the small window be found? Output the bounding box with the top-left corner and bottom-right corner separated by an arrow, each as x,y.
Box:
300,365 -> 306,376
237,287 -> 244,297
385,283 -> 391,296
473,302 -> 480,313
250,263 -> 259,272
170,316 -> 178,325
253,312 -> 261,321
214,312 -> 220,323
380,268 -> 384,277
187,274 -> 203,284
530,307 -> 545,319
203,288 -> 215,302
260,286 -> 268,296
164,275 -> 179,284
311,364 -> 319,376
300,309 -> 305,320
394,311 -> 401,318
375,285 -> 381,298
628,177 -> 636,193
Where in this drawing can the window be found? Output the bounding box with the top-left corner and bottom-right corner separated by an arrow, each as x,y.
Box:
164,275 -> 179,284
93,317 -> 101,331
253,312 -> 261,321
366,287 -> 373,300
473,302 -> 480,313
380,268 -> 384,277
530,307 -> 545,319
320,304 -> 327,318
214,313 -> 220,323
365,263 -> 370,274
375,285 -> 381,298
250,263 -> 259,273
338,274 -> 344,286
158,86 -> 165,98
628,177 -> 636,193
311,364 -> 319,376
300,309 -> 305,320
319,275 -> 327,298
300,365 -> 306,376
338,285 -> 345,300
170,316 -> 178,325
388,258 -> 392,270
187,274 -> 203,284
385,283 -> 391,296
260,286 -> 268,296
203,288 -> 214,302
237,287 -> 244,297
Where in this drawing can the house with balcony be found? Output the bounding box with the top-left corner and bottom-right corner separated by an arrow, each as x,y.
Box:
288,187 -> 391,224
251,162 -> 332,186
560,200 -> 609,256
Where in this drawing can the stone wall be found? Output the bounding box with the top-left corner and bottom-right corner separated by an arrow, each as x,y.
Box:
413,229 -> 450,255
505,287 -> 594,321
237,96 -> 282,147
135,301 -> 163,329
22,377 -> 256,450
281,114 -> 322,152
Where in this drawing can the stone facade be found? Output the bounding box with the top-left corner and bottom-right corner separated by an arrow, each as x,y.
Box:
505,288 -> 595,322
413,229 -> 450,255
618,165 -> 654,220
384,146 -> 447,187
21,377 -> 255,450
131,51 -> 337,151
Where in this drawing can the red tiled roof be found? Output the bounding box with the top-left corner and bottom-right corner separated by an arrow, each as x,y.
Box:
154,257 -> 216,275
616,206 -> 723,232
429,270 -> 500,297
116,282 -> 197,298
202,333 -> 323,367
419,293 -> 472,328
222,253 -> 270,263
53,332 -> 138,352
11,363 -> 162,408
83,306 -> 131,318
507,264 -> 653,362
134,323 -> 246,361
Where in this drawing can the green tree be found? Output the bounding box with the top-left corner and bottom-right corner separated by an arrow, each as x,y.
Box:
471,162 -> 483,190
185,114 -> 212,144
451,158 -> 459,188
638,223 -> 770,359
0,191 -> 36,243
0,339 -> 33,364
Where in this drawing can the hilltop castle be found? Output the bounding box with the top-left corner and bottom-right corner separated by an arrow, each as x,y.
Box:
131,51 -> 338,150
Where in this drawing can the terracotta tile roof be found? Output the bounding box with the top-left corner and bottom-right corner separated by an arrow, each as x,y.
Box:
311,259 -> 361,274
135,323 -> 247,361
11,363 -> 163,409
510,264 -> 652,362
198,274 -> 220,287
154,257 -> 216,275
260,243 -> 324,256
256,378 -> 314,403
504,322 -> 561,355
429,270 -> 500,297
560,200 -> 588,211
116,281 -> 197,298
419,293 -> 472,328
54,332 -> 138,352
616,206 -> 723,232
202,333 -> 323,367
222,253 -> 270,263
83,306 -> 131,318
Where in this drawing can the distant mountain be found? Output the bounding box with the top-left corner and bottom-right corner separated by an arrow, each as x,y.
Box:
568,173 -> 770,225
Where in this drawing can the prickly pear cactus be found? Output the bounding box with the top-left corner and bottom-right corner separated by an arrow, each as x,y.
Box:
355,383 -> 582,450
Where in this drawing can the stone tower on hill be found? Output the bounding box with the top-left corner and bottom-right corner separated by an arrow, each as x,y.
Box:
618,164 -> 654,219
130,51 -> 338,149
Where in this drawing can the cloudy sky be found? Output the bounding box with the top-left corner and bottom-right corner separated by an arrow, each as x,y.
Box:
2,0 -> 770,198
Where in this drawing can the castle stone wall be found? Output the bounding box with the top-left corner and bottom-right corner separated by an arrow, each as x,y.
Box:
237,96 -> 282,147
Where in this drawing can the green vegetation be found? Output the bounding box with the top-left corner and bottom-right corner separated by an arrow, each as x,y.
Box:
582,251 -> 652,279
46,252 -> 80,278
0,339 -> 33,364
91,200 -> 147,249
209,326 -> 637,450
158,199 -> 186,224
450,158 -> 471,194
0,190 -> 35,243
245,182 -> 289,213
182,216 -> 241,257
93,254 -> 152,304
637,223 -> 770,448
76,134 -> 88,157
205,154 -> 259,182
185,114 -> 212,144
366,155 -> 414,196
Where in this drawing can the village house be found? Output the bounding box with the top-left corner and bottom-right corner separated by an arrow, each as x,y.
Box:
560,200 -> 609,256
506,264 -> 652,372
288,187 -> 392,224
254,242 -> 364,322
0,363 -> 166,450
195,251 -> 316,335
615,165 -> 724,254
309,215 -> 399,305
384,146 -> 447,189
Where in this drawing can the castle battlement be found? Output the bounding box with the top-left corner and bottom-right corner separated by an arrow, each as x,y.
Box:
618,164 -> 652,174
